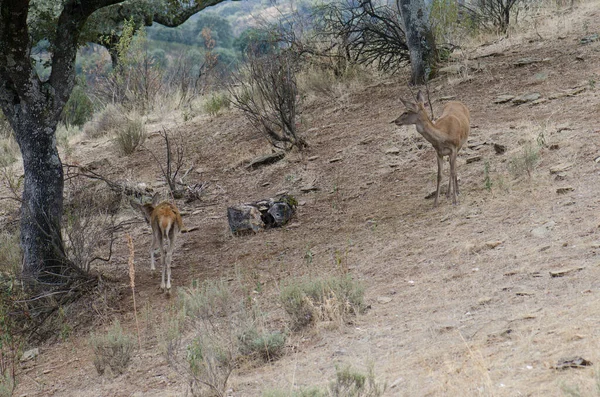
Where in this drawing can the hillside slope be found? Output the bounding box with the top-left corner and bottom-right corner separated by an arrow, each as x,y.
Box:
12,2 -> 600,396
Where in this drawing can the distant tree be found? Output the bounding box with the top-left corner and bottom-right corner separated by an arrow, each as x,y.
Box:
195,13 -> 234,48
234,27 -> 278,58
83,0 -> 240,67
0,0 -> 231,289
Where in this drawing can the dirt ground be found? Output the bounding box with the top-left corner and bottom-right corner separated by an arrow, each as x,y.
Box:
9,2 -> 600,396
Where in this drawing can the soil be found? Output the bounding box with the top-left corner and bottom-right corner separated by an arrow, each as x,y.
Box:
8,2 -> 600,396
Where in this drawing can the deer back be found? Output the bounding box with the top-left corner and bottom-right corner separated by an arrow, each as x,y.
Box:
151,202 -> 183,239
434,101 -> 470,148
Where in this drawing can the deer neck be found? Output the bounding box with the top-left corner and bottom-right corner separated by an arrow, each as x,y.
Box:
414,114 -> 446,147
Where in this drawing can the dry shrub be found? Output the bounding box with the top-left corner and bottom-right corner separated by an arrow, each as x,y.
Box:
89,320 -> 135,376
0,135 -> 18,168
0,231 -> 21,277
162,280 -> 287,396
83,104 -> 127,139
203,91 -> 230,116
115,115 -> 146,155
280,275 -> 365,330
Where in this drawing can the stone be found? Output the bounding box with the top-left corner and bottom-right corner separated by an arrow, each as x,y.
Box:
328,157 -> 343,163
227,205 -> 264,235
21,348 -> 39,362
556,186 -> 574,194
550,163 -> 573,174
550,267 -> 584,277
513,58 -> 543,66
377,296 -> 392,304
493,95 -> 515,104
512,93 -> 541,105
385,147 -> 401,155
307,155 -> 320,161
246,152 -> 285,170
466,155 -> 482,164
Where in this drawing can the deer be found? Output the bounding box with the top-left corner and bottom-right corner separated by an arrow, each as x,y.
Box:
131,193 -> 183,292
392,90 -> 470,207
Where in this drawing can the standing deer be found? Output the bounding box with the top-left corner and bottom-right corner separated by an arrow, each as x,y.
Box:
393,90 -> 470,207
131,193 -> 183,292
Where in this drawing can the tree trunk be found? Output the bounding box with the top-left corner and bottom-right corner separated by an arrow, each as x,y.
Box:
397,0 -> 437,85
12,114 -> 68,286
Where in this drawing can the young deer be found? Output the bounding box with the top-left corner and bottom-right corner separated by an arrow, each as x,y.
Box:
131,193 -> 183,291
393,91 -> 470,207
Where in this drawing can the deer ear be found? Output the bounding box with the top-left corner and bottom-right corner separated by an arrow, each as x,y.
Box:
151,192 -> 161,206
416,90 -> 426,105
399,97 -> 416,110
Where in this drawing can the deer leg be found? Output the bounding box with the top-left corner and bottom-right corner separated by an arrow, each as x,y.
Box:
449,152 -> 458,205
434,154 -> 443,207
149,232 -> 159,271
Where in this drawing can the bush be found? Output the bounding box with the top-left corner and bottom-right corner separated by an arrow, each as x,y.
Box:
62,83 -> 94,129
115,116 -> 146,155
83,104 -> 127,139
203,92 -> 230,116
280,275 -> 365,330
509,142 -> 539,178
89,321 -> 135,375
238,329 -> 286,362
229,51 -> 306,151
329,365 -> 386,397
0,231 -> 21,277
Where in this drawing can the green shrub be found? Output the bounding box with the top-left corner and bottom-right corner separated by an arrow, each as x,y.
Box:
115,116 -> 146,155
89,320 -> 135,375
280,275 -> 365,330
203,92 -> 230,116
329,364 -> 386,397
62,83 -> 94,129
509,142 -> 539,178
238,329 -> 286,362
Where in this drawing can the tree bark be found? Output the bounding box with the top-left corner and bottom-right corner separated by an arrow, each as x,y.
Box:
397,0 -> 437,85
14,117 -> 68,285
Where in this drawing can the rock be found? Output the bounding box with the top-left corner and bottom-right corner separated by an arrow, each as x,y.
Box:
439,64 -> 465,75
227,205 -> 264,235
555,356 -> 593,369
246,152 -> 285,170
266,202 -> 295,227
580,33 -> 599,44
485,240 -> 503,249
513,58 -> 543,66
556,186 -> 574,194
531,98 -> 549,106
512,93 -> 541,105
466,155 -> 482,164
385,147 -> 401,155
328,157 -> 343,163
550,267 -> 584,277
493,143 -> 507,154
468,141 -> 487,149
261,182 -> 271,187
493,95 -> 515,104
21,348 -> 39,362
390,377 -> 404,388
377,296 -> 392,304
307,155 -> 320,161
550,163 -> 573,174
478,297 -> 492,305
595,156 -> 600,163
300,185 -> 319,193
